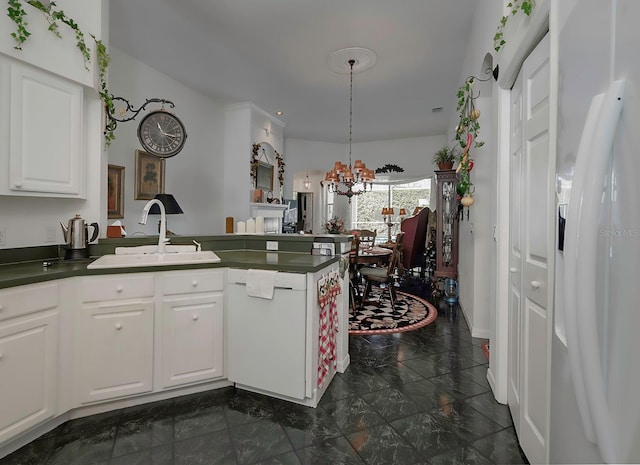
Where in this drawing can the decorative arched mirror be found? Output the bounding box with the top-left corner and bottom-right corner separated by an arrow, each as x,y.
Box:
251,142 -> 284,202
251,142 -> 275,191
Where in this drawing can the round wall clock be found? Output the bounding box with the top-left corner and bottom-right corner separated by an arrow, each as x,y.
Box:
137,110 -> 187,158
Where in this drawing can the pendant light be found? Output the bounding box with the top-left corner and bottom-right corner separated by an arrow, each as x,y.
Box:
321,50 -> 376,203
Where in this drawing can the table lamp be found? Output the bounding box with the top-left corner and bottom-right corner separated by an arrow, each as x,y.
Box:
382,207 -> 395,243
149,193 -> 183,236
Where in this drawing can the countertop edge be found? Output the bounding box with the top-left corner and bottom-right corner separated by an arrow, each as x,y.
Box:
0,252 -> 341,290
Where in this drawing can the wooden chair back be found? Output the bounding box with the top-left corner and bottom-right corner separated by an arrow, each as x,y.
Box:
351,229 -> 377,248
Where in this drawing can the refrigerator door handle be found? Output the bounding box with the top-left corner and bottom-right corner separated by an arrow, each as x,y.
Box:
564,91 -> 603,446
571,79 -> 626,464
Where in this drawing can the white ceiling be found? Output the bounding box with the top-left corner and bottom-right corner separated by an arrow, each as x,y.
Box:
108,0 -> 477,144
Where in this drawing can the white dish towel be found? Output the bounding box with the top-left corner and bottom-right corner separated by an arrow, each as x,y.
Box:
246,269 -> 277,299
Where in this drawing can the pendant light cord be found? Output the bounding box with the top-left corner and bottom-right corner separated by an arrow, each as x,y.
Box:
348,59 -> 354,168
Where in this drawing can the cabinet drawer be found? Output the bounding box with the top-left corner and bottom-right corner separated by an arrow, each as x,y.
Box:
0,282 -> 58,322
80,275 -> 154,302
161,270 -> 224,295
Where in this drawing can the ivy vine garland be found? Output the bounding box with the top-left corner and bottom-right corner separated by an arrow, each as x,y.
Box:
6,0 -> 115,146
454,74 -> 489,198
494,0 -> 534,52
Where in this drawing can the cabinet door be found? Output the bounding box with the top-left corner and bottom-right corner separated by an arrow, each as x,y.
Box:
0,312 -> 58,443
7,58 -> 83,197
160,294 -> 224,388
78,301 -> 154,403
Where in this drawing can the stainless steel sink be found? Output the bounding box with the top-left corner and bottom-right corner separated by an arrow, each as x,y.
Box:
87,250 -> 221,269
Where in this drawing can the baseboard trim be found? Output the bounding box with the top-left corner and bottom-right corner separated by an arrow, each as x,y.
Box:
458,300 -> 490,339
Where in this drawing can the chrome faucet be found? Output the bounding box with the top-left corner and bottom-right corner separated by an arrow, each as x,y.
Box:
139,199 -> 168,254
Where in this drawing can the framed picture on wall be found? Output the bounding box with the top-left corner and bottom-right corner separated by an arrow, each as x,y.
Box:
107,164 -> 124,218
255,161 -> 274,191
135,149 -> 165,200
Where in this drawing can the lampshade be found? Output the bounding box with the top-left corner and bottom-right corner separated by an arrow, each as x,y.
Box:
149,194 -> 184,214
399,208 -> 407,216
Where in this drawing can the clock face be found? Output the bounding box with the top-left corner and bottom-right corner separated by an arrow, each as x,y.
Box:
137,110 -> 187,158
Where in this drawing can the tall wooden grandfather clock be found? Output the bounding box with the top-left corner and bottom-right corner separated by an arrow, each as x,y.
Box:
434,169 -> 459,278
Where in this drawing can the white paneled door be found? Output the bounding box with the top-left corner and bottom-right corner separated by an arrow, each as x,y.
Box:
508,63 -> 524,434
508,33 -> 553,465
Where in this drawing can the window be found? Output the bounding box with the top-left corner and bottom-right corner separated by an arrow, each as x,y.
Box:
352,178 -> 431,242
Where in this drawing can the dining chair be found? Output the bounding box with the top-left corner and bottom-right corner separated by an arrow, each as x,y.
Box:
400,207 -> 429,279
359,232 -> 405,308
348,235 -> 361,311
351,229 -> 377,248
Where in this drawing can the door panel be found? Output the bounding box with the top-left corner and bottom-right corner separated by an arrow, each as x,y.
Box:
508,59 -> 524,431
523,298 -> 548,441
509,285 -> 522,409
509,32 -> 552,465
526,132 -> 550,264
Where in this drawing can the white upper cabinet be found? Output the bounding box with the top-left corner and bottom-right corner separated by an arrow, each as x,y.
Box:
0,1 -> 105,200
4,58 -> 84,197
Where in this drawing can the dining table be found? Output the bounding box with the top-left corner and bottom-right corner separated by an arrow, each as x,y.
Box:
356,245 -> 393,265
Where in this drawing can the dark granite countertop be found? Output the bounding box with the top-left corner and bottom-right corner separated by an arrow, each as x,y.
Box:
0,249 -> 340,290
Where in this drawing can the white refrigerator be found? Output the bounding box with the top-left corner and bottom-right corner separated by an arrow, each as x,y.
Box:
550,0 -> 640,463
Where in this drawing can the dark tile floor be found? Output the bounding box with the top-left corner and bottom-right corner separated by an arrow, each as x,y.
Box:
0,299 -> 529,465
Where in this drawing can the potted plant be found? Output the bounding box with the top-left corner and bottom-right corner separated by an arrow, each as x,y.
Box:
324,215 -> 346,234
432,146 -> 459,170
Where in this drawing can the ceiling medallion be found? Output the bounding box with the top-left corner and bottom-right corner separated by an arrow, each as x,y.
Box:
327,47 -> 377,74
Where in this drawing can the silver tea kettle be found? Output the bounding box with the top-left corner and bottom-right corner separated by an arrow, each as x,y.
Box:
60,214 -> 99,260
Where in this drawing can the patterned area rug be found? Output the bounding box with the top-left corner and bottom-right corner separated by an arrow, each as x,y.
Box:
349,288 -> 438,335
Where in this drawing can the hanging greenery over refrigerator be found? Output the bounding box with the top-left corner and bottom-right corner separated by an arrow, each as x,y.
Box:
493,0 -> 534,52
6,0 -> 114,145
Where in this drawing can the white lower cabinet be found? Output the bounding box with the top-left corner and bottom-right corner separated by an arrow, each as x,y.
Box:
75,270 -> 225,404
159,269 -> 225,388
0,312 -> 58,443
77,300 -> 154,403
160,293 -> 224,388
77,275 -> 155,404
0,282 -> 59,444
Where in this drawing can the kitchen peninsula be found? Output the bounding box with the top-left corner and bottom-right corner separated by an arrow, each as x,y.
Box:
0,233 -> 352,460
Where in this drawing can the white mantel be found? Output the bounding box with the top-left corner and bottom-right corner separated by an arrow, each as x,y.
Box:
250,203 -> 288,233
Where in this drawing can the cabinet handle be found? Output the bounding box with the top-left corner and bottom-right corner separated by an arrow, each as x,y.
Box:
530,280 -> 541,289
192,314 -> 199,321
510,267 -> 518,273
115,323 -> 123,330
14,182 -> 22,188
191,280 -> 198,287
116,285 -> 124,293
0,304 -> 4,311
0,353 -> 3,360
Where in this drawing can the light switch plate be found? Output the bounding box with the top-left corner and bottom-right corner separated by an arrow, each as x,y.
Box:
266,241 -> 278,251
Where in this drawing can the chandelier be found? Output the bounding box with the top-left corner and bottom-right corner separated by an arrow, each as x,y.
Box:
321,59 -> 375,202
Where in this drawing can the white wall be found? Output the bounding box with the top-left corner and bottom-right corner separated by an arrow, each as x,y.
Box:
447,0 -> 503,338
284,139 -> 349,233
107,47 -> 226,237
224,103 -> 285,224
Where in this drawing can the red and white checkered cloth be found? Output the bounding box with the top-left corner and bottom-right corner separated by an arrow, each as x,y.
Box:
317,272 -> 341,389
